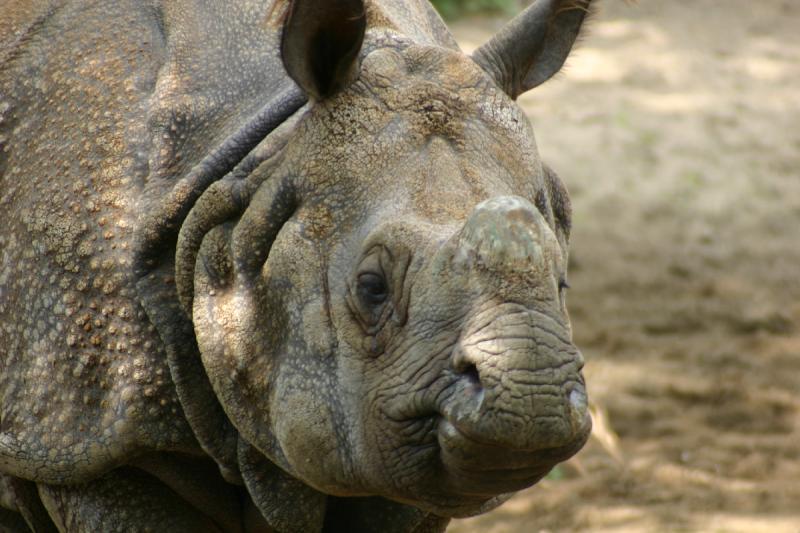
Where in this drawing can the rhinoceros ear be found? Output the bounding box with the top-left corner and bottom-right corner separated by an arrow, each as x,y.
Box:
281,0 -> 367,100
472,0 -> 592,99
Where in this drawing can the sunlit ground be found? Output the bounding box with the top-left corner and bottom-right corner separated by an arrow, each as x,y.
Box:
449,1 -> 800,531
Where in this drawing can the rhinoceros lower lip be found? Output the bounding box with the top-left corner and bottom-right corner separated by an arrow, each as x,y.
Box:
435,417 -> 590,496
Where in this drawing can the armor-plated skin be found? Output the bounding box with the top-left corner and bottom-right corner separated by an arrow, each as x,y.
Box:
1,0 -> 594,531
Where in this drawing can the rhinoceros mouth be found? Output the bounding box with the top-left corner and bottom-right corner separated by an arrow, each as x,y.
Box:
434,417 -> 590,497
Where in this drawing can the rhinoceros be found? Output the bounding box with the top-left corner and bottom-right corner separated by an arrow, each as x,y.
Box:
0,0 -> 594,530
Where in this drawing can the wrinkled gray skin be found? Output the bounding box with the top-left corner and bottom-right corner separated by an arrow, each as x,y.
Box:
0,0 -> 593,531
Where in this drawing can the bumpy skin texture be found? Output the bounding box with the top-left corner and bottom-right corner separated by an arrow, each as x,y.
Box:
1,0 -> 592,531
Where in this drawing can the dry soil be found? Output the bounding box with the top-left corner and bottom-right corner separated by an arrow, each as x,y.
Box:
449,1 -> 800,531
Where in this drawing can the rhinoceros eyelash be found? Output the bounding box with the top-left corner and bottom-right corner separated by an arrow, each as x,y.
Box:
558,279 -> 571,291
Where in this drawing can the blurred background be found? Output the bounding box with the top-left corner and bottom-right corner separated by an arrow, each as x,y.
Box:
429,0 -> 523,19
433,1 -> 800,531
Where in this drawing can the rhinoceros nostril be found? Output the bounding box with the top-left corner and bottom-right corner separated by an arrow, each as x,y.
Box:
566,384 -> 589,433
451,346 -> 483,389
461,363 -> 481,386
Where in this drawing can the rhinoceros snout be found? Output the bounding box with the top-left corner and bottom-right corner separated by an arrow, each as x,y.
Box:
445,337 -> 590,452
421,195 -> 589,487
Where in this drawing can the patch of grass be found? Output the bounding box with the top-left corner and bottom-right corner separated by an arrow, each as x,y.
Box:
430,0 -> 521,19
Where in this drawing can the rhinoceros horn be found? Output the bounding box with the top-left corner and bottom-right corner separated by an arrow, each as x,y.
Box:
281,0 -> 367,99
472,0 -> 592,99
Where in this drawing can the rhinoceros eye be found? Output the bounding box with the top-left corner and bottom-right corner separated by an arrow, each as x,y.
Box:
357,272 -> 389,307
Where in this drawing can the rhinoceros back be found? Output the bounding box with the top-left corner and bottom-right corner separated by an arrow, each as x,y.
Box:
0,0 -> 300,484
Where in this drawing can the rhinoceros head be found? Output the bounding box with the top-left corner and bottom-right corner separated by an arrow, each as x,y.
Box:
178,0 -> 592,519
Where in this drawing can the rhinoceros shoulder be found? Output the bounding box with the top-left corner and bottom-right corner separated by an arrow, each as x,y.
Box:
0,0 -> 203,484
0,0 -> 301,484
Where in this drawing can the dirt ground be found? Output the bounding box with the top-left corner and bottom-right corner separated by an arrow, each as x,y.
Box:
448,1 -> 800,531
